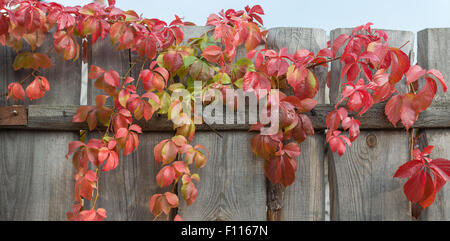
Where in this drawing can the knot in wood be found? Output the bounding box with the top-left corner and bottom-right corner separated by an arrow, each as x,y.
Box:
366,134 -> 377,148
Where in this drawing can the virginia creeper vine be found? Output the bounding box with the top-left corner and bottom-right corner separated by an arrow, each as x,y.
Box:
1,0 -> 449,220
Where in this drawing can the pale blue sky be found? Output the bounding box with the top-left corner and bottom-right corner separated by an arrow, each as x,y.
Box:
53,0 -> 449,32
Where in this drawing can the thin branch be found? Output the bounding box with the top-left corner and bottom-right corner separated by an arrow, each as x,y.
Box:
307,56 -> 341,69
1,70 -> 37,98
399,41 -> 410,50
92,168 -> 100,210
204,122 -> 223,138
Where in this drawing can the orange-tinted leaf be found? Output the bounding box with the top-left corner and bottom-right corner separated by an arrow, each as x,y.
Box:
7,82 -> 25,100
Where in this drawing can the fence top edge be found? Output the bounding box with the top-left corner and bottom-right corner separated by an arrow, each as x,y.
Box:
418,27 -> 450,33
266,26 -> 326,32
330,27 -> 415,35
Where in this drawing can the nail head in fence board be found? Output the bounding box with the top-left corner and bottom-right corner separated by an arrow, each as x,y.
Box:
0,106 -> 26,126
417,28 -> 450,221
0,33 -> 81,220
265,27 -> 327,220
178,132 -> 266,221
328,29 -> 414,220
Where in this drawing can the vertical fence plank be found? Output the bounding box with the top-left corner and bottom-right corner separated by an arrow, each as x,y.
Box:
87,39 -> 170,220
86,39 -> 131,220
87,37 -> 130,105
328,29 -> 414,220
417,28 -> 450,220
265,27 -> 326,220
177,26 -> 267,220
178,132 -> 266,220
0,34 -> 81,220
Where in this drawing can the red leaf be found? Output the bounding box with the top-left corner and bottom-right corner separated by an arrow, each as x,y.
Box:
341,117 -> 360,142
26,77 -> 47,100
163,51 -> 183,74
156,166 -> 176,187
53,31 -> 80,61
400,94 -> 418,131
89,65 -> 105,80
164,192 -> 179,207
102,150 -> 119,172
129,124 -> 142,134
419,171 -> 436,208
245,22 -> 262,52
161,141 -> 178,165
422,146 -> 434,156
385,95 -> 402,127
104,70 -> 120,87
7,82 -> 25,100
243,71 -> 271,93
201,45 -> 223,64
393,159 -> 423,178
332,34 -> 350,57
115,127 -> 128,139
389,48 -> 410,84
413,77 -> 437,113
403,170 -> 426,202
135,33 -> 157,60
406,65 -> 426,85
293,69 -> 319,100
66,141 -> 85,159
251,133 -> 281,160
430,158 -> 450,181
427,69 -> 447,92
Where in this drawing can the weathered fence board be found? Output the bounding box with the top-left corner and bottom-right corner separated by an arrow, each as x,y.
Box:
6,102 -> 449,131
328,29 -> 415,220
178,132 -> 267,220
86,39 -> 171,221
0,130 -> 77,220
417,28 -> 450,220
328,130 -> 411,220
87,37 -> 130,106
0,35 -> 81,220
266,27 -> 326,220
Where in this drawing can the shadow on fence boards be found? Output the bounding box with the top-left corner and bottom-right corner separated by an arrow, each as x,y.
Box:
1,26 -> 449,221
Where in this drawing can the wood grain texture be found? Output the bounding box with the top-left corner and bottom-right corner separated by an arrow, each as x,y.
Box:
328,29 -> 414,220
0,130 -> 77,220
283,134 -> 326,220
417,28 -> 450,220
0,106 -> 26,126
178,131 -> 266,220
266,27 -> 327,220
90,132 -> 174,221
328,131 -> 412,220
0,33 -> 81,220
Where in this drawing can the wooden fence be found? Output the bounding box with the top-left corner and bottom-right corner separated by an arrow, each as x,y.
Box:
1,26 -> 449,221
